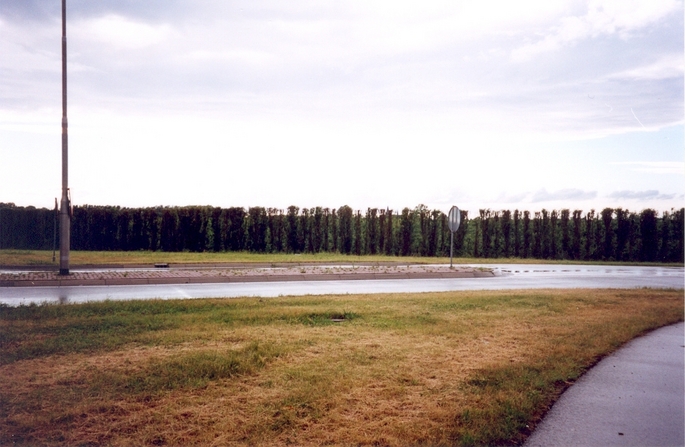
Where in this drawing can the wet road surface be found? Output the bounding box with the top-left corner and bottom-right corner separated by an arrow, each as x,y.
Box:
0,264 -> 681,306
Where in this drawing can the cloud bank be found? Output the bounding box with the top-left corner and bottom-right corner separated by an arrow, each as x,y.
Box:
608,190 -> 678,200
0,1 -> 682,211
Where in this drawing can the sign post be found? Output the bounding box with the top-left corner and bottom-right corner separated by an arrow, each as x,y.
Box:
447,206 -> 461,268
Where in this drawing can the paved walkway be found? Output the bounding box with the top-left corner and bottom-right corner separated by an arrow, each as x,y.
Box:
525,322 -> 685,447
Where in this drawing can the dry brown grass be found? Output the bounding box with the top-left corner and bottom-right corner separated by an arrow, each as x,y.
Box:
0,289 -> 682,446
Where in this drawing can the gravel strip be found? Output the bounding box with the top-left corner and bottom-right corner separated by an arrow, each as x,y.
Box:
0,265 -> 493,286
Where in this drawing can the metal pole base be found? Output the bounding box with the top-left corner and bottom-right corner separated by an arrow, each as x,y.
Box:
59,199 -> 70,275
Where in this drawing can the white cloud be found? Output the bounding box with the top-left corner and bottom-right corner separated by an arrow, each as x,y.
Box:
0,17 -> 59,72
608,53 -> 684,80
73,15 -> 174,51
587,0 -> 682,36
612,161 -> 685,174
494,192 -> 531,203
184,49 -> 274,66
511,0 -> 682,62
531,189 -> 598,202
0,1 -> 683,212
608,190 -> 676,200
346,1 -> 570,45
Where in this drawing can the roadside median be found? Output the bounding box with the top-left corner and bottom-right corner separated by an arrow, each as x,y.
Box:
0,264 -> 494,287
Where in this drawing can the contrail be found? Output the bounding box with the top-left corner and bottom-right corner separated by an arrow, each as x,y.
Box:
631,108 -> 646,128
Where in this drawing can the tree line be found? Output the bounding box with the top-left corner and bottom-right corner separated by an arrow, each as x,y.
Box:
0,202 -> 682,263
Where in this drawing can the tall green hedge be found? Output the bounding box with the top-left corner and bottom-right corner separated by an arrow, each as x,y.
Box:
1,202 -> 682,262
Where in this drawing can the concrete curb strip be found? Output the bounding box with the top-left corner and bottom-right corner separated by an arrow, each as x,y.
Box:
0,267 -> 493,287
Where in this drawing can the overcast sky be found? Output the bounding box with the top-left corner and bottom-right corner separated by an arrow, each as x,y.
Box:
1,0 -> 683,215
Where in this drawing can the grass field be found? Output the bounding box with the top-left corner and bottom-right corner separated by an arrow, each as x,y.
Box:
1,249 -> 680,267
1,288 -> 682,446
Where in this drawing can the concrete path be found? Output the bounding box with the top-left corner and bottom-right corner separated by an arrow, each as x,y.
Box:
524,322 -> 685,447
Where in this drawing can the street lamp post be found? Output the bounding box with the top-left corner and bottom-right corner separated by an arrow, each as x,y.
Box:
59,0 -> 70,275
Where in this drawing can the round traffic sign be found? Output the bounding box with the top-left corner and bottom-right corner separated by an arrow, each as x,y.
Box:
448,206 -> 461,232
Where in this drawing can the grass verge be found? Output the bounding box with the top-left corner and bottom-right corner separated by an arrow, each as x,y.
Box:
0,289 -> 682,446
2,249 -> 682,267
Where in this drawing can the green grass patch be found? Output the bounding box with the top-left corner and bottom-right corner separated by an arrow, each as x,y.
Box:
0,299 -> 360,365
0,289 -> 682,446
101,342 -> 289,395
2,249 -> 681,267
1,249 -> 451,266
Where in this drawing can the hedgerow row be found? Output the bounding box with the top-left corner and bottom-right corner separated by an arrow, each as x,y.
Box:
0,203 -> 682,262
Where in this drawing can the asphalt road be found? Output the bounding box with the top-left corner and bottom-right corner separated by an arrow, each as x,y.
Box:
0,264 -> 682,306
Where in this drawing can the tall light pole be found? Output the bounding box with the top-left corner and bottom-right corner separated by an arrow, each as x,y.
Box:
59,0 -> 70,275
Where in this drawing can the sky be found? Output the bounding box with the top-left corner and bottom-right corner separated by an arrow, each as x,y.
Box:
1,0 -> 683,216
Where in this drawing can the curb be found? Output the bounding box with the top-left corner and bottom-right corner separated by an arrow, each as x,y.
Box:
0,270 -> 494,287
